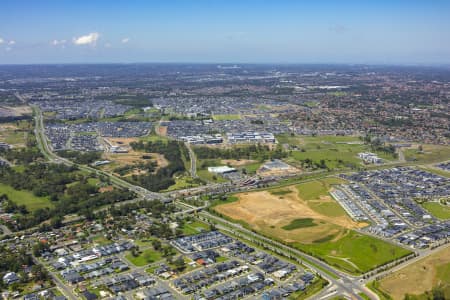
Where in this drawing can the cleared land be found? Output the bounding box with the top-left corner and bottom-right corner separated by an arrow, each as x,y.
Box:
214,177 -> 410,274
257,161 -> 300,177
277,134 -> 396,169
0,122 -> 28,147
379,246 -> 450,299
155,125 -> 168,136
103,151 -> 168,174
221,159 -> 257,167
404,144 -> 450,163
163,175 -> 202,191
212,114 -> 241,120
125,248 -> 163,266
181,220 -> 210,235
0,105 -> 32,116
0,183 -> 53,211
196,169 -> 228,183
214,184 -> 362,244
422,202 -> 450,220
102,137 -> 168,176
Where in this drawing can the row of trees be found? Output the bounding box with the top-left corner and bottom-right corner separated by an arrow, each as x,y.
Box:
58,150 -> 102,164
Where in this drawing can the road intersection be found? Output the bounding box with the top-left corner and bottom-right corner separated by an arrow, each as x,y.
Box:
29,106 -> 450,300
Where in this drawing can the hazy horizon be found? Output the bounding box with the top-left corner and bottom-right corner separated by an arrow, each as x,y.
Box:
1,0 -> 450,65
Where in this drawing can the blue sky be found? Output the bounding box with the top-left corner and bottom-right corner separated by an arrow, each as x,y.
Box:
0,0 -> 449,64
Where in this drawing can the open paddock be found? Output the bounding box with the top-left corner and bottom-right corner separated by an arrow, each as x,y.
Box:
214,178 -> 409,274
379,246 -> 450,299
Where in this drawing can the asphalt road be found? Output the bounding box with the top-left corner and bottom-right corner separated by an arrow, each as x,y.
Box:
185,142 -> 197,178
33,105 -> 166,202
29,104 -> 450,300
32,256 -> 79,300
196,209 -> 368,300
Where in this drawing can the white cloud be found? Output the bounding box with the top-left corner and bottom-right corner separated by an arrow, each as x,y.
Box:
104,43 -> 112,48
5,47 -> 12,52
8,40 -> 15,45
52,39 -> 66,46
121,37 -> 130,44
73,32 -> 99,45
0,38 -> 4,44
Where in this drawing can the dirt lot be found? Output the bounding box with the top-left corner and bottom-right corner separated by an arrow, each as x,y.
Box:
104,151 -> 167,168
221,159 -> 257,167
0,123 -> 27,147
215,185 -> 363,244
156,125 -> 167,136
256,164 -> 301,177
102,137 -> 168,175
8,106 -> 32,115
0,105 -> 32,116
379,246 -> 450,299
0,123 -> 18,131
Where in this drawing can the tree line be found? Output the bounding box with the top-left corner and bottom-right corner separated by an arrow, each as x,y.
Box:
58,150 -> 102,164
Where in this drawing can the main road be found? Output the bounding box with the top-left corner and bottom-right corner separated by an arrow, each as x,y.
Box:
33,104 -> 446,300
195,208 -> 374,300
185,142 -> 197,178
33,107 -> 374,298
32,105 -> 166,201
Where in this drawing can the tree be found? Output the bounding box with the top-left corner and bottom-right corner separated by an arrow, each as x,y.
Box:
209,223 -> 217,231
50,216 -> 63,228
31,264 -> 49,281
32,241 -> 50,257
432,286 -> 445,300
152,239 -> 162,251
162,245 -> 175,257
131,246 -> 140,257
174,256 -> 186,272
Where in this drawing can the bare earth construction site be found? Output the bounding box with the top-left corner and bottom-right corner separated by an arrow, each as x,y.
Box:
214,178 -> 413,275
